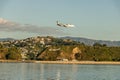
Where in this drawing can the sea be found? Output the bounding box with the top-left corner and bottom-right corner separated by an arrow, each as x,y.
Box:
0,63 -> 120,80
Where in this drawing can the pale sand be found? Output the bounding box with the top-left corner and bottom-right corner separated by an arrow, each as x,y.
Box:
35,61 -> 120,65
1,60 -> 120,65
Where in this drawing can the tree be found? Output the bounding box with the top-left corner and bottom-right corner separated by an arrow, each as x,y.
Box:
93,42 -> 102,47
6,47 -> 22,60
0,48 -> 8,59
27,52 -> 35,60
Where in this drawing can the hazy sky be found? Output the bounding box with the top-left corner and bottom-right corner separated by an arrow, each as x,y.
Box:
0,0 -> 120,40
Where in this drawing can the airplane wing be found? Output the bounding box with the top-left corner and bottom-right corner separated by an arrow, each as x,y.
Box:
56,21 -> 75,28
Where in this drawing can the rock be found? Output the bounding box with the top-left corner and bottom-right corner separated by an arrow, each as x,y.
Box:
71,47 -> 82,60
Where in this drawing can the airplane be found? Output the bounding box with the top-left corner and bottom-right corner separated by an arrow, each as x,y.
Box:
56,21 -> 75,28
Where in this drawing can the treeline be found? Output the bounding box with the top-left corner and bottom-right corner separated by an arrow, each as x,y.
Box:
34,44 -> 120,61
82,45 -> 120,61
36,42 -> 120,61
0,45 -> 21,60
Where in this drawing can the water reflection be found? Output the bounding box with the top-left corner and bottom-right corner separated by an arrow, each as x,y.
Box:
40,64 -> 44,80
72,64 -> 78,73
56,69 -> 60,80
0,63 -> 120,80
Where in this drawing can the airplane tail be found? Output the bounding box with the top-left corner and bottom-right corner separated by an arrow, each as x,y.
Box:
56,21 -> 59,24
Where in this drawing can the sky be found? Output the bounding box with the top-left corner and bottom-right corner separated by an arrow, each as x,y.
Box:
0,0 -> 120,40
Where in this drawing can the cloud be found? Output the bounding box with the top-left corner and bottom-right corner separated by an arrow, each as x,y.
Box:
0,18 -> 16,25
0,18 -> 7,24
0,18 -> 67,36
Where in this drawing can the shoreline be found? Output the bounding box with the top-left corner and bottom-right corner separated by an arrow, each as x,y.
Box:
0,60 -> 35,63
1,60 -> 120,65
35,61 -> 120,65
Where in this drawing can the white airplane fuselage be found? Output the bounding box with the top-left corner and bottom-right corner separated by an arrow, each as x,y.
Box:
56,21 -> 75,28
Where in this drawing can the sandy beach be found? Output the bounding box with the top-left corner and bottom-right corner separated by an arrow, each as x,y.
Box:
0,60 -> 120,65
35,61 -> 120,65
0,60 -> 35,63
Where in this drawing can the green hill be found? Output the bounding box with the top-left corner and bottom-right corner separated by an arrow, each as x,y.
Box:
0,36 -> 120,61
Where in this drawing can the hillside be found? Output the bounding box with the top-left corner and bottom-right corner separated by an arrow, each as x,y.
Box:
1,36 -> 120,46
0,36 -> 120,61
0,38 -> 15,41
61,36 -> 120,46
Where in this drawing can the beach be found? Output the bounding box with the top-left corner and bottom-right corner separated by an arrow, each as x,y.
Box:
0,60 -> 120,65
35,61 -> 120,65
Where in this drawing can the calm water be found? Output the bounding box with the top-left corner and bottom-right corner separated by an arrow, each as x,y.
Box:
0,63 -> 120,80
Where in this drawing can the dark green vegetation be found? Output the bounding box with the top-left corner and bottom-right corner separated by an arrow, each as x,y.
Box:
0,36 -> 120,61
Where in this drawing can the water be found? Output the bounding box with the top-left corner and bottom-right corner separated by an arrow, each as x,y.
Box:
0,63 -> 120,80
